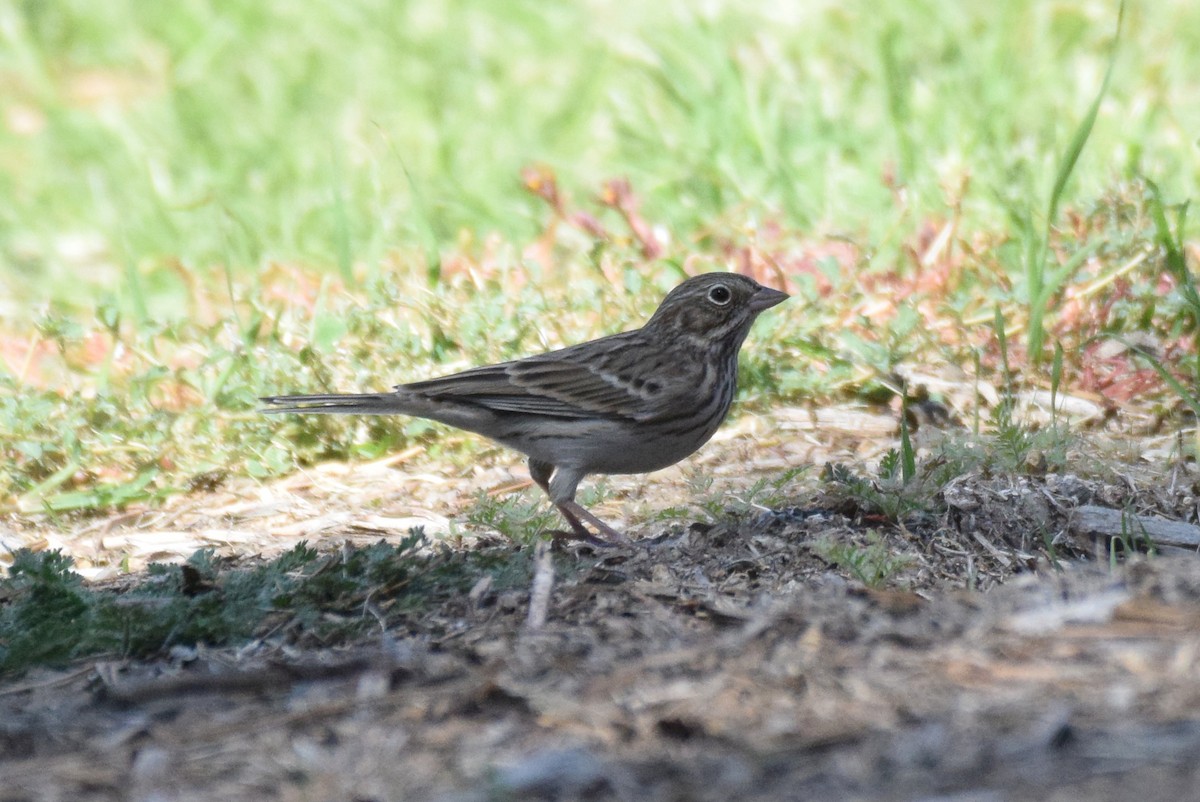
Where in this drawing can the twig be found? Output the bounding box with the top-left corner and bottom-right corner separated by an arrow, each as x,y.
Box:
0,663 -> 96,697
1071,505 -> 1200,549
523,540 -> 555,632
95,656 -> 380,704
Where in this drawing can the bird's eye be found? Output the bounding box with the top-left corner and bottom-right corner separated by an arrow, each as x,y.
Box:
707,284 -> 732,306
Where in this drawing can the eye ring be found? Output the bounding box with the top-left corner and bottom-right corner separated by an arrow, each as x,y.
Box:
707,284 -> 732,306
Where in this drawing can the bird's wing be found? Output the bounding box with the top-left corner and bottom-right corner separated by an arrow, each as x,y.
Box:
397,338 -> 702,421
398,361 -> 646,420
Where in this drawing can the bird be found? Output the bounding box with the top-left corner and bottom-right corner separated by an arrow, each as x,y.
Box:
262,272 -> 788,545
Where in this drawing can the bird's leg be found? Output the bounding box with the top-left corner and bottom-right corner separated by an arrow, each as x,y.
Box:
529,459 -> 592,542
551,502 -> 611,547
556,499 -> 631,545
529,460 -> 630,546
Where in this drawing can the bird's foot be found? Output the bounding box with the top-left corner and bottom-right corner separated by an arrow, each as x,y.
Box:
555,500 -> 632,547
547,529 -> 614,548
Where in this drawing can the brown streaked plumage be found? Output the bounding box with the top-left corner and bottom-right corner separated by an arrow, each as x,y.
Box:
262,272 -> 788,544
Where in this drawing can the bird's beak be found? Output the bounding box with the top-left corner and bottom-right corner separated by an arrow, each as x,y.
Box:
749,285 -> 789,312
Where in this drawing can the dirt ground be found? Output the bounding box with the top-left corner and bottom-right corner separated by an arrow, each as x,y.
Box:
3,404 -> 1200,802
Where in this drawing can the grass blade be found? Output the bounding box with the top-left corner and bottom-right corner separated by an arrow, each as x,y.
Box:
1027,0 -> 1125,361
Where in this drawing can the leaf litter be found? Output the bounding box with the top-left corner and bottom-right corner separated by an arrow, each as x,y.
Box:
3,396 -> 1200,800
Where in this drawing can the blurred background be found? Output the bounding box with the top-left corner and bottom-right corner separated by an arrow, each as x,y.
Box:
1,0 -> 1198,512
2,0 -> 1195,314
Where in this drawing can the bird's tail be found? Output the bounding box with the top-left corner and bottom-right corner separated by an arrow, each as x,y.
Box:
260,392 -> 403,415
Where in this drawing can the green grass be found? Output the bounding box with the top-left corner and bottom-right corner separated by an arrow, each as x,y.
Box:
813,531 -> 915,588
2,0 -> 1200,516
0,533 -> 542,676
3,1 -> 1197,313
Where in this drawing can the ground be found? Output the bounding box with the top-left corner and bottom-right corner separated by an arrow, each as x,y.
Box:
3,405 -> 1200,802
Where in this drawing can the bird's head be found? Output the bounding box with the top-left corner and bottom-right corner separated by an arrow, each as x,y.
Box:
645,272 -> 788,347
